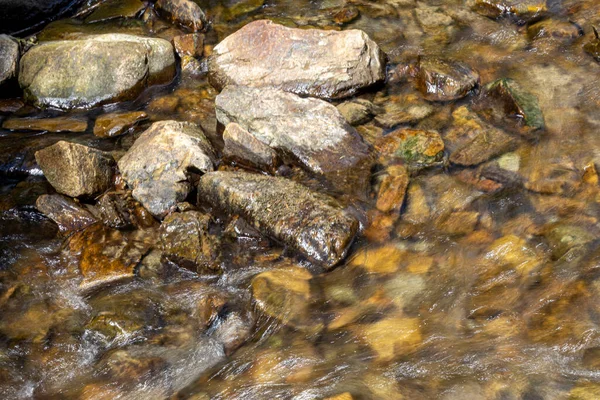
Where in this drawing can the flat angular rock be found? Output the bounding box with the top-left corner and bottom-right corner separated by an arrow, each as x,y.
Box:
155,0 -> 207,32
208,20 -> 385,99
84,0 -> 145,23
35,141 -> 115,198
0,35 -> 18,86
472,0 -> 547,23
93,111 -> 148,138
118,121 -> 216,218
173,33 -> 204,58
222,122 -> 278,170
36,194 -> 98,232
415,57 -> 479,101
198,171 -> 359,268
375,128 -> 444,168
215,86 -> 371,194
19,34 -> 175,109
97,191 -> 155,229
3,116 -> 88,132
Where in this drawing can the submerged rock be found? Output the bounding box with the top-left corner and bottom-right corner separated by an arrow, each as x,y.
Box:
337,99 -> 377,126
376,165 -> 410,213
584,27 -> 600,62
198,171 -> 359,268
375,128 -> 445,168
159,211 -> 221,273
415,57 -> 479,101
445,106 -> 518,166
3,116 -> 88,132
472,0 -> 547,23
215,86 -> 371,194
84,0 -> 145,23
155,0 -> 207,32
19,34 -> 175,109
0,35 -> 18,86
93,111 -> 148,138
118,121 -> 216,218
208,20 -> 385,99
222,122 -> 278,171
474,78 -> 544,137
251,266 -> 318,330
35,141 -> 115,198
36,194 -> 97,232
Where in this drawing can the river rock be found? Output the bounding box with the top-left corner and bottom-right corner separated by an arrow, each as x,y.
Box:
472,0 -> 547,23
211,311 -> 255,355
84,0 -> 146,23
474,78 -> 544,137
0,0 -> 82,35
337,99 -> 377,126
584,28 -> 600,62
3,116 -> 88,132
198,171 -> 359,268
208,20 -> 386,99
155,0 -> 207,32
376,165 -> 409,213
0,35 -> 18,86
173,33 -> 204,58
36,194 -> 98,232
415,57 -> 479,101
222,123 -> 278,171
159,211 -> 221,273
215,86 -> 371,194
97,191 -> 155,229
375,128 -> 445,168
35,141 -> 115,198
118,121 -> 216,218
93,111 -> 148,138
19,34 -> 175,109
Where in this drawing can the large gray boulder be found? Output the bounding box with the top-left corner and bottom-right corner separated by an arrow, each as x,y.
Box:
0,35 -> 18,86
215,86 -> 371,194
208,20 -> 386,99
118,121 -> 216,218
19,34 -> 175,109
198,171 -> 359,268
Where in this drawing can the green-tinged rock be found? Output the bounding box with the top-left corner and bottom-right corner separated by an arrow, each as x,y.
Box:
376,128 -> 445,167
0,35 -> 18,86
19,34 -> 175,109
85,0 -> 145,23
198,171 -> 359,268
475,78 -> 544,137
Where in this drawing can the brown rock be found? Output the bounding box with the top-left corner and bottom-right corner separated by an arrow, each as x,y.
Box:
208,20 -> 385,99
97,191 -> 155,229
376,165 -> 409,213
155,0 -> 207,32
415,57 -> 479,101
93,111 -> 148,138
3,116 -> 88,132
35,141 -> 115,198
173,33 -> 204,58
36,194 -> 98,232
376,128 -> 444,167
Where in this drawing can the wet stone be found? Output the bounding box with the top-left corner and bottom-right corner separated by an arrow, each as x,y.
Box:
159,211 -> 221,273
19,34 -> 175,109
118,121 -> 216,218
66,224 -> 156,292
208,20 -> 386,99
36,194 -> 98,232
332,6 -> 360,25
376,165 -> 410,213
93,111 -> 148,138
155,0 -> 207,32
373,94 -> 435,128
251,265 -> 319,331
474,78 -> 545,137
35,141 -> 115,198
376,128 -> 445,168
211,311 -> 255,355
336,99 -> 377,126
198,171 -> 359,268
472,0 -> 547,23
2,116 -> 88,133
84,0 -> 146,23
352,316 -> 422,363
173,33 -> 204,58
222,122 -> 279,171
99,349 -> 167,383
215,86 -> 371,195
527,19 -> 582,40
97,191 -> 155,230
415,57 -> 480,101
0,35 -> 18,86
584,28 -> 600,63
446,106 -> 518,166
220,0 -> 265,21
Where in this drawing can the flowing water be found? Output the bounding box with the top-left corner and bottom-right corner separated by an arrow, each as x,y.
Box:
2,0 -> 600,399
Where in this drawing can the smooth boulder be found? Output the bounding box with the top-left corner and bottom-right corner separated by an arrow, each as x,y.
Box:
19,34 -> 175,109
35,141 -> 115,198
118,121 -> 216,218
215,86 -> 371,194
0,35 -> 18,86
198,171 -> 359,268
208,20 -> 385,99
